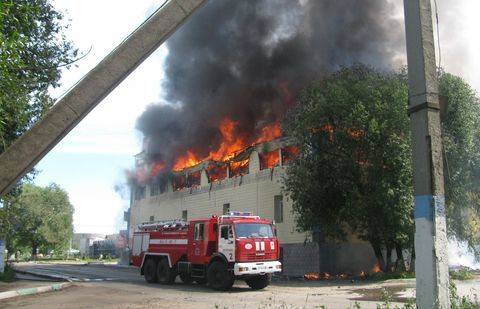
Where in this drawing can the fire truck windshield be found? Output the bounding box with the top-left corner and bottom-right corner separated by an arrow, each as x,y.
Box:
235,223 -> 274,238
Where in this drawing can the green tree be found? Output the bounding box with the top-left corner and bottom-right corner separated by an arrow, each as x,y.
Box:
8,183 -> 74,258
440,73 -> 480,255
284,66 -> 480,271
0,0 -> 77,249
0,0 -> 77,154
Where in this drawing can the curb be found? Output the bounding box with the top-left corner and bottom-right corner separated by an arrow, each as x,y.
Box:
87,263 -> 137,269
13,268 -> 71,282
0,282 -> 72,301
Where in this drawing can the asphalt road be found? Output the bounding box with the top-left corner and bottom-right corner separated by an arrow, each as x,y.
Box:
13,262 -> 142,283
2,263 -> 479,308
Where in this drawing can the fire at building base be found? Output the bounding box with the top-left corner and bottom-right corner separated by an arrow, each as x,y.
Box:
126,137 -> 380,277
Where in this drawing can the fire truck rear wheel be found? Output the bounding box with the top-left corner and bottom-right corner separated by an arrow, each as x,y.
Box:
143,258 -> 158,283
207,261 -> 234,291
157,258 -> 176,284
246,274 -> 271,290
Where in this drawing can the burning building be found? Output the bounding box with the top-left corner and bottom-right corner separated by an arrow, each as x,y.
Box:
126,0 -> 403,276
128,135 -> 378,276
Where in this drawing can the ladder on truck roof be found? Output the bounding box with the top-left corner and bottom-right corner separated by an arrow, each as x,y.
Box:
219,211 -> 260,222
137,219 -> 187,232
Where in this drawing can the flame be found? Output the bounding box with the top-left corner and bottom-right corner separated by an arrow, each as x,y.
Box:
281,146 -> 300,165
206,163 -> 227,182
208,118 -> 248,162
172,150 -> 201,172
359,271 -> 367,280
323,272 -> 332,280
371,263 -> 382,274
229,158 -> 249,177
171,117 -> 281,172
259,150 -> 280,170
304,272 -> 321,281
255,122 -> 282,144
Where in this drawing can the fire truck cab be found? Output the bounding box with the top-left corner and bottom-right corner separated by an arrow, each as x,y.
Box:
131,212 -> 281,290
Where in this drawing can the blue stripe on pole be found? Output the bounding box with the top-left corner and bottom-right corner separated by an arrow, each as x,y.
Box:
414,195 -> 445,220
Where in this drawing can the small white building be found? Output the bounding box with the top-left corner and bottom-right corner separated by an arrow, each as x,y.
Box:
72,233 -> 106,256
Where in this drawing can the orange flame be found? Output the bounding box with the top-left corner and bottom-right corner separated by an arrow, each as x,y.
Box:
259,150 -> 280,170
281,146 -> 300,165
209,118 -> 248,162
172,150 -> 201,171
171,117 -> 282,172
206,163 -> 227,182
371,263 -> 382,274
255,122 -> 282,144
229,158 -> 249,177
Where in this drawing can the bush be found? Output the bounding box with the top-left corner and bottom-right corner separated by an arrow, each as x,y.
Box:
0,264 -> 15,282
450,269 -> 475,281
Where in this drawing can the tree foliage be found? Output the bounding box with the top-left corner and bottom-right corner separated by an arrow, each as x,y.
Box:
2,183 -> 74,257
440,73 -> 480,255
0,0 -> 77,154
284,66 -> 480,269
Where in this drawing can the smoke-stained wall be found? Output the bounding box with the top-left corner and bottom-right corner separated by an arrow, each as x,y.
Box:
136,0 -> 405,168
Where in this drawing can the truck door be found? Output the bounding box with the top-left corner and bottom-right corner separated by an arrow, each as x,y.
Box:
218,224 -> 235,262
189,221 -> 206,264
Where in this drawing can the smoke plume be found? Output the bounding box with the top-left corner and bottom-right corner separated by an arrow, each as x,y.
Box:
136,0 -> 404,169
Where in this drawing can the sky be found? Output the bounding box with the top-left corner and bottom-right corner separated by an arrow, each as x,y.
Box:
33,0 -> 480,237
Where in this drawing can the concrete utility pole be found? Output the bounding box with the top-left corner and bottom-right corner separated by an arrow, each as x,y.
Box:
403,0 -> 450,307
0,0 -> 206,197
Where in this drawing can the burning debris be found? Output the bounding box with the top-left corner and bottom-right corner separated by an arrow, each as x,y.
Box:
303,269 -> 376,281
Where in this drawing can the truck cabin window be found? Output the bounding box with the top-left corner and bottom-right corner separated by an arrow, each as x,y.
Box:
194,223 -> 204,240
220,225 -> 233,240
235,224 -> 274,238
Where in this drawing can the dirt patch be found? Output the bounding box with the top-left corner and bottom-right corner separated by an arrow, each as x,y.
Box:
349,284 -> 413,303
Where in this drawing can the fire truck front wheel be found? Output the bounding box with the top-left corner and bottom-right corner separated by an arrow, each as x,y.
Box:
245,274 -> 271,290
207,261 -> 234,291
157,258 -> 176,284
143,258 -> 158,283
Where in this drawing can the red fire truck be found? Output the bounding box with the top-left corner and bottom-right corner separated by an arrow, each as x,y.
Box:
131,212 -> 281,290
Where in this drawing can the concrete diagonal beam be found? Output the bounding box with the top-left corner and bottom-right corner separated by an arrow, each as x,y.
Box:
0,0 -> 207,196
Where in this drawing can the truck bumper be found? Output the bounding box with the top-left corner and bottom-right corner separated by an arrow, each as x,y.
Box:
233,261 -> 282,276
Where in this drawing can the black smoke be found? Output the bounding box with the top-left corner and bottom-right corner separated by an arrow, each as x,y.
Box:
136,0 -> 404,168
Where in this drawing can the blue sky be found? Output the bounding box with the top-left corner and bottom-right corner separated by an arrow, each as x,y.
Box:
34,0 -> 480,236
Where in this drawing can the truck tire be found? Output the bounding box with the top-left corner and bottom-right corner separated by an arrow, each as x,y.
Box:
207,261 -> 234,291
246,274 -> 271,290
157,258 -> 176,284
143,258 -> 158,283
